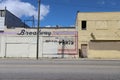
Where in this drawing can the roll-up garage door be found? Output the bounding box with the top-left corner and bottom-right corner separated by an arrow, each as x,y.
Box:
6,43 -> 29,57
43,42 -> 58,55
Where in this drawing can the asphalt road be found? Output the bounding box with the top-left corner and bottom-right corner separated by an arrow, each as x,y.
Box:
0,59 -> 120,80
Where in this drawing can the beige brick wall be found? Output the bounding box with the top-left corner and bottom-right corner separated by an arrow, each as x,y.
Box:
76,12 -> 120,59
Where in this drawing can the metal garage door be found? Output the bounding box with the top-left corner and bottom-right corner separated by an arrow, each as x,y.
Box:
43,42 -> 58,55
5,43 -> 29,57
5,36 -> 43,58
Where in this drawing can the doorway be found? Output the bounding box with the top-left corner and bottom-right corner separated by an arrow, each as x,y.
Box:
81,44 -> 88,58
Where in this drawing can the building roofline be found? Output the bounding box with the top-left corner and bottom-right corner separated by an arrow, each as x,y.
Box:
77,11 -> 120,13
6,27 -> 75,29
27,27 -> 75,29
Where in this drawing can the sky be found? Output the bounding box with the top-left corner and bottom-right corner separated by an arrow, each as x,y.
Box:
0,0 -> 120,27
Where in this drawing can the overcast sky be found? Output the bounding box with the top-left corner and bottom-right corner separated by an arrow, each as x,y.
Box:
0,0 -> 120,27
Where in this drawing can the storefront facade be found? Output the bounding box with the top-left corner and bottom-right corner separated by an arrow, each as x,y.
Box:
0,28 -> 78,58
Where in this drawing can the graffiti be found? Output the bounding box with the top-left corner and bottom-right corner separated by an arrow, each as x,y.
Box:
17,29 -> 51,36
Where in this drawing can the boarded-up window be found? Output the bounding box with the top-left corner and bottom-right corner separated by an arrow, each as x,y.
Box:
89,41 -> 120,51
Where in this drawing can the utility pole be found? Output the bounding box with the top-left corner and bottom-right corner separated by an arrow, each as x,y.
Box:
36,0 -> 41,60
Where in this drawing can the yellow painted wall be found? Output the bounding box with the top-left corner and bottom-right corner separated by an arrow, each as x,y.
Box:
76,12 -> 120,59
88,50 -> 120,59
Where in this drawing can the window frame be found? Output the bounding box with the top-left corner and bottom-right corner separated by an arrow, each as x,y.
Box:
81,20 -> 87,30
